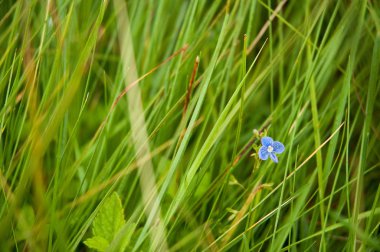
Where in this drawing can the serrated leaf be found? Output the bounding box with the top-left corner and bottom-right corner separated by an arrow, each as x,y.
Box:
106,223 -> 136,252
92,192 -> 126,242
84,236 -> 109,252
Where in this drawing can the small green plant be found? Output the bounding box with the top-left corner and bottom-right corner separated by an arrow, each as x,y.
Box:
84,192 -> 135,252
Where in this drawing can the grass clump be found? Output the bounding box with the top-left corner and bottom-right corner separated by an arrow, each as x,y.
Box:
0,0 -> 379,251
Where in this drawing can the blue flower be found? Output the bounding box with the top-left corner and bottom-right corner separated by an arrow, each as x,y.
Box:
258,136 -> 285,163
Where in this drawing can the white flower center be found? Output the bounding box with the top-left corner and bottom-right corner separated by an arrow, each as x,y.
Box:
267,146 -> 274,153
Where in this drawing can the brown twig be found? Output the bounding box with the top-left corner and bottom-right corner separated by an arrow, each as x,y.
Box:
183,56 -> 200,117
111,44 -> 188,110
247,0 -> 288,54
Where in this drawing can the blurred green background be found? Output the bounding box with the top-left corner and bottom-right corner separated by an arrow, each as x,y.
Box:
0,0 -> 379,251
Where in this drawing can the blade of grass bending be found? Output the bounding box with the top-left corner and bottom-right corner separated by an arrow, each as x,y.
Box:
151,10 -> 231,244
232,35 -> 247,161
356,33 -> 380,250
113,0 -> 168,251
167,38 -> 266,228
351,1 -> 375,250
307,47 -> 326,249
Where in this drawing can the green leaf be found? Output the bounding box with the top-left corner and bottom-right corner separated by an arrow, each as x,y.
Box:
106,223 -> 136,252
84,236 -> 109,252
92,192 -> 126,242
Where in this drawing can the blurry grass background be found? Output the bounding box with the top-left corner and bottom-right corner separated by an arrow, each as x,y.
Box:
0,0 -> 380,251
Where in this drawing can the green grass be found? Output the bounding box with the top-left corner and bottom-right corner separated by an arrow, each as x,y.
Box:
0,0 -> 380,251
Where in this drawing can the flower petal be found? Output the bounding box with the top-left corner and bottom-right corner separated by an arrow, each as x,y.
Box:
258,146 -> 269,160
269,153 -> 278,163
261,137 -> 273,147
273,141 -> 285,154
